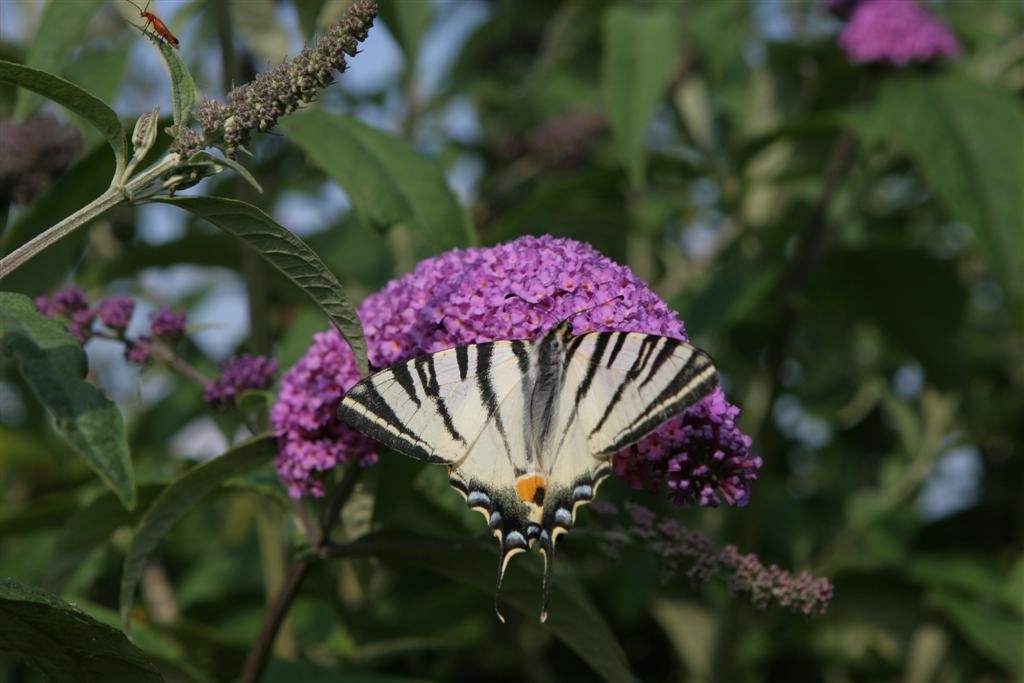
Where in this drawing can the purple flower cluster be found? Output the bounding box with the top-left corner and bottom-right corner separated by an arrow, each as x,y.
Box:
271,330 -> 378,498
591,501 -> 834,615
126,337 -> 152,365
616,389 -> 761,507
837,0 -> 960,66
35,287 -> 186,364
150,308 -> 187,344
272,234 -> 761,503
204,353 -> 279,409
98,297 -> 135,332
35,287 -> 94,343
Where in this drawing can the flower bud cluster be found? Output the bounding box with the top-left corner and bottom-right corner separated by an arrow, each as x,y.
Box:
195,0 -> 378,157
591,501 -> 834,615
35,287 -> 186,365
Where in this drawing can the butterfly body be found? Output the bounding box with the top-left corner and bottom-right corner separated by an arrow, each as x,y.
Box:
338,320 -> 718,621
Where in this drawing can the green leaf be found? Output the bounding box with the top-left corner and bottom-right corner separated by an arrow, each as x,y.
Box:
340,531 -> 639,683
12,0 -> 106,120
0,59 -> 127,180
43,484 -> 165,593
156,196 -> 369,375
844,76 -> 1024,308
119,435 -> 276,630
0,579 -> 162,682
190,151 -> 262,192
153,39 -> 196,128
927,591 -> 1024,677
0,293 -> 135,510
602,4 -> 682,188
280,111 -> 475,251
378,0 -> 434,65
77,600 -> 218,683
62,44 -> 132,146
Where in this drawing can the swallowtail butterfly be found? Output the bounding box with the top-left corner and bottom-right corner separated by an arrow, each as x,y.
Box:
337,320 -> 718,621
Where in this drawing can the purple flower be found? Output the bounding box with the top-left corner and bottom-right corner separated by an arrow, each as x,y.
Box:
66,307 -> 96,343
616,389 -> 762,507
150,308 -> 186,344
126,336 -> 152,365
204,353 -> 279,409
272,235 -> 760,501
838,0 -> 960,66
591,502 -> 834,615
97,297 -> 135,333
34,295 -> 55,317
52,287 -> 89,316
271,330 -> 378,498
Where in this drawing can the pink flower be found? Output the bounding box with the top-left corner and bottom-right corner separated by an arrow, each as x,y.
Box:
97,297 -> 135,332
150,308 -> 186,344
204,353 -> 278,409
125,336 -> 152,364
838,0 -> 960,66
272,235 -> 760,502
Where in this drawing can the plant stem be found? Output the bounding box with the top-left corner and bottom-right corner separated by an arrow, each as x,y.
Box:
239,560 -> 310,683
239,466 -> 363,683
0,187 -> 120,279
757,131 -> 858,446
0,154 -> 180,280
148,341 -> 210,389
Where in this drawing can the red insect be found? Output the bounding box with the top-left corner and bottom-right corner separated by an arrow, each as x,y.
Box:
124,0 -> 179,49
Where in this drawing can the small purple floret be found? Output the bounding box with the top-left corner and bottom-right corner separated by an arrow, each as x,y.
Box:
53,287 -> 88,315
126,336 -> 152,364
67,307 -> 96,343
150,308 -> 187,344
838,0 -> 960,66
204,353 -> 278,409
98,297 -> 135,332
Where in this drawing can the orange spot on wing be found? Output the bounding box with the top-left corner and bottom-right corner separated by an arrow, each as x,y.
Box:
515,474 -> 547,505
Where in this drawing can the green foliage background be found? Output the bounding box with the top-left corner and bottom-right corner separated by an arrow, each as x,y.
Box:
1,0 -> 1022,681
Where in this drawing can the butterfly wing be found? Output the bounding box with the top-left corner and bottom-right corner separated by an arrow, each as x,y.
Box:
338,341 -> 523,465
338,340 -> 539,618
530,331 -> 719,619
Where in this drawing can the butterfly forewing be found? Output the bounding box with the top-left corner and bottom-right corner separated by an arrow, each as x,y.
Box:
338,341 -> 525,465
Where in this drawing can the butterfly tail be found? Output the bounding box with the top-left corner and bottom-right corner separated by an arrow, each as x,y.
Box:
539,534 -> 556,622
494,532 -> 528,624
494,548 -> 508,624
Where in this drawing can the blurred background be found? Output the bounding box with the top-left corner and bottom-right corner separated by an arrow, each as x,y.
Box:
1,0 -> 1022,681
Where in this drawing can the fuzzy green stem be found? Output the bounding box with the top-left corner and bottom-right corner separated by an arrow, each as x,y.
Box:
0,154 -> 181,280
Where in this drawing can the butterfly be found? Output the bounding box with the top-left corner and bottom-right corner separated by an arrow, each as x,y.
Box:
337,319 -> 718,621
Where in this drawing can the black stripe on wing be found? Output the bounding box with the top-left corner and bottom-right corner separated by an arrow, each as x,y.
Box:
552,332 -> 612,454
415,355 -> 466,446
590,334 -> 662,436
597,349 -> 718,455
338,378 -> 448,464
